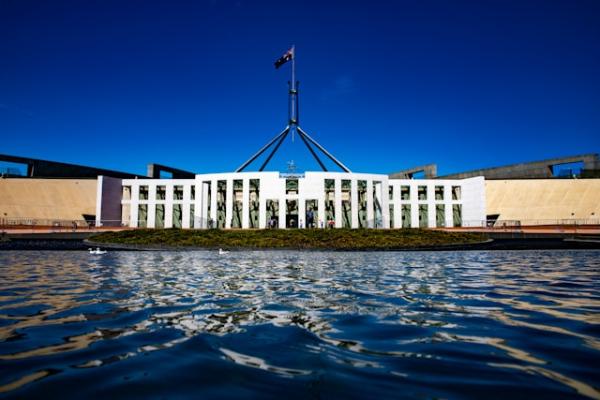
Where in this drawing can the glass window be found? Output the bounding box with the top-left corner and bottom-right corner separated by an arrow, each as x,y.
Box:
266,199 -> 279,228
155,204 -> 165,228
435,186 -> 444,201
205,181 -> 212,226
172,204 -> 182,228
389,186 -> 393,201
286,179 -> 298,195
373,181 -> 382,228
174,186 -> 184,200
305,199 -> 318,229
341,179 -> 351,227
436,204 -> 445,227
324,179 -> 335,226
190,204 -> 195,228
191,185 -> 196,200
217,181 -> 226,229
156,186 -> 166,200
139,186 -> 149,200
401,204 -> 411,228
452,186 -> 461,200
418,204 -> 428,228
418,186 -> 427,201
286,199 -> 298,228
249,179 -> 260,228
138,205 -> 147,228
341,179 -> 351,201
453,204 -> 462,227
358,180 -> 367,228
401,186 -> 410,200
233,180 -> 243,203
232,180 -> 243,228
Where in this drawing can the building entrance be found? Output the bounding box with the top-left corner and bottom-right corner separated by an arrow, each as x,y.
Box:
286,199 -> 298,228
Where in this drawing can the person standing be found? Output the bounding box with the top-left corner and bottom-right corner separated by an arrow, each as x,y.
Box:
306,209 -> 314,228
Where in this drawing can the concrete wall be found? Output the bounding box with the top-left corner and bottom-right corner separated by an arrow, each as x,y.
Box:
0,178 -> 97,221
486,179 -> 600,223
0,153 -> 137,179
440,154 -> 599,180
95,176 -> 123,226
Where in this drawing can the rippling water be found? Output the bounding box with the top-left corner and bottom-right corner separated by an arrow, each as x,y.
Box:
0,250 -> 599,399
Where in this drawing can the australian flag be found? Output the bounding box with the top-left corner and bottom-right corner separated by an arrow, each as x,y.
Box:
274,47 -> 294,69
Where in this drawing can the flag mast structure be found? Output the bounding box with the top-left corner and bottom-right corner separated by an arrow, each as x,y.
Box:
235,47 -> 351,173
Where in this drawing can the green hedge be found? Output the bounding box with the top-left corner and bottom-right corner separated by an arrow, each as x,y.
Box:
90,228 -> 487,250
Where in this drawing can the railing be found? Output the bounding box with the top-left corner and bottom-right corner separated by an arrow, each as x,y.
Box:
0,218 -> 128,233
472,219 -> 600,228
2,217 -> 599,232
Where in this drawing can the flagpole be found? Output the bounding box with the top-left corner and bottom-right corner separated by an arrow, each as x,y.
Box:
291,45 -> 296,95
291,45 -> 296,141
236,46 -> 351,173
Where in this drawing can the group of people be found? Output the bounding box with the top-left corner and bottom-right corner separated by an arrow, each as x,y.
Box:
304,209 -> 335,229
268,217 -> 278,229
207,210 -> 339,229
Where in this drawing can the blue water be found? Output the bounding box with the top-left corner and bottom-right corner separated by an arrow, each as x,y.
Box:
0,250 -> 599,399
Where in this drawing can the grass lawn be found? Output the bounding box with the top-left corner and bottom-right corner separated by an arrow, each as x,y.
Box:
90,228 -> 487,250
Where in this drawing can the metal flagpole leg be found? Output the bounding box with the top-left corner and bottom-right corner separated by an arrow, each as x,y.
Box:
297,127 -> 352,173
297,128 -> 328,171
235,126 -> 290,172
259,127 -> 290,171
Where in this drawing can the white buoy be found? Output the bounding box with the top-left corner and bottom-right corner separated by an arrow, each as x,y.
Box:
218,248 -> 229,255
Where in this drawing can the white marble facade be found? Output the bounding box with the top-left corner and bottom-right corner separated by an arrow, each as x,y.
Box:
116,172 -> 486,229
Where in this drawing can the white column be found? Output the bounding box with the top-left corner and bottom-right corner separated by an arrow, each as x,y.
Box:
381,181 -> 390,229
428,183 -> 436,228
198,182 -> 204,228
210,180 -> 217,227
366,180 -> 374,228
394,185 -> 402,229
146,184 -> 155,228
298,196 -> 306,229
130,183 -> 139,228
95,176 -> 104,227
165,183 -> 174,228
242,178 -> 250,229
259,197 -> 267,229
318,197 -> 325,228
334,178 -> 342,228
351,179 -> 358,228
444,184 -> 453,228
411,184 -> 419,228
279,198 -> 286,229
226,179 -> 233,228
182,185 -> 191,229
201,181 -> 209,228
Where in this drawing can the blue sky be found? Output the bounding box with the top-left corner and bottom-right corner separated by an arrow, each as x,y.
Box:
1,0 -> 599,176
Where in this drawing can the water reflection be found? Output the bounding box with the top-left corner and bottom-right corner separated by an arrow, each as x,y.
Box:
0,250 -> 599,399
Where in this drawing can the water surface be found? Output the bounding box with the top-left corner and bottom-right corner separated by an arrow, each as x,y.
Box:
1,250 -> 599,399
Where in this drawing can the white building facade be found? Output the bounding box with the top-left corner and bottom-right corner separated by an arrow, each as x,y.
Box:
112,172 -> 485,229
